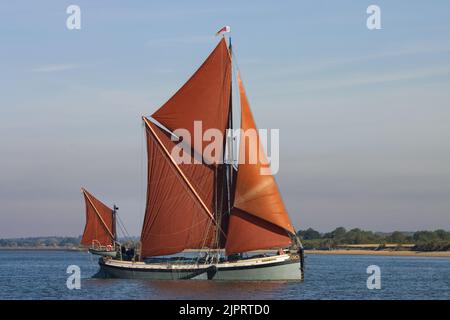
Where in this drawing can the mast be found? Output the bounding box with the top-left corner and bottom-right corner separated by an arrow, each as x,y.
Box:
213,164 -> 221,250
227,36 -> 234,213
213,36 -> 234,252
112,205 -> 118,243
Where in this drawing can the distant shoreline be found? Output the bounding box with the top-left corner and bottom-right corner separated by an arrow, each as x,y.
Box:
0,247 -> 85,252
1,247 -> 449,258
305,249 -> 450,257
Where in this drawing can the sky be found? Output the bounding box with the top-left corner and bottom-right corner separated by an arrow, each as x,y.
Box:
0,1 -> 449,238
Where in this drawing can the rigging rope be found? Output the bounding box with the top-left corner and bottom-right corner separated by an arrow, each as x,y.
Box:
139,121 -> 145,228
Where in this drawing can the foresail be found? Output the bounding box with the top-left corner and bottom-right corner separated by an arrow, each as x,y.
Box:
80,189 -> 114,247
151,38 -> 232,163
140,120 -> 217,257
225,73 -> 294,255
226,208 -> 292,255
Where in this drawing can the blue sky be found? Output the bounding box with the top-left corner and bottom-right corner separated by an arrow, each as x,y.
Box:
1,1 -> 449,237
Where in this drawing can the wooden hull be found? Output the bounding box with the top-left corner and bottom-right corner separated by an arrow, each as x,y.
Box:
96,253 -> 303,281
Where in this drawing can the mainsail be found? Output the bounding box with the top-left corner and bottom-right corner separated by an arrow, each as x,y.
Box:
140,119 -> 217,257
80,188 -> 114,247
147,120 -> 215,213
225,73 -> 294,255
140,39 -> 232,257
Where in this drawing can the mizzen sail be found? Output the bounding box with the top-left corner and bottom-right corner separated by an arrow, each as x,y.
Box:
80,188 -> 114,247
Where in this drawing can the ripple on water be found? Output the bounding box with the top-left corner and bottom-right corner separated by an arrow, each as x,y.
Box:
0,251 -> 449,299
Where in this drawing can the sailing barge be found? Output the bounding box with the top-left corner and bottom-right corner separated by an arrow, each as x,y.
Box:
81,35 -> 304,280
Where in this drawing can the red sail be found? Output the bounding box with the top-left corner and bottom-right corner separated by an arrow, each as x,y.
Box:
225,73 -> 294,255
140,120 -> 217,257
147,121 -> 215,213
226,209 -> 292,255
80,188 -> 114,247
151,38 -> 231,162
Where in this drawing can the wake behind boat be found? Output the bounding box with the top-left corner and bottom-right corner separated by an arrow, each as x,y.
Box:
81,29 -> 304,281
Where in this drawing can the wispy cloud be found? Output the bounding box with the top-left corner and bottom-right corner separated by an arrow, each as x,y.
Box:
277,43 -> 450,77
31,64 -> 78,73
238,57 -> 263,65
293,63 -> 450,92
145,35 -> 214,48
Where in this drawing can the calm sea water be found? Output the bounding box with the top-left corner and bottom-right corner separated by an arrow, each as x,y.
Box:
0,250 -> 449,300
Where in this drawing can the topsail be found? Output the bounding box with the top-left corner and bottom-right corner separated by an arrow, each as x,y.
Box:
151,38 -> 232,162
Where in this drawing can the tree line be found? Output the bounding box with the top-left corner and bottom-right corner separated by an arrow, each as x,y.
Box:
0,236 -> 138,248
0,236 -> 81,248
1,229 -> 450,252
296,227 -> 450,251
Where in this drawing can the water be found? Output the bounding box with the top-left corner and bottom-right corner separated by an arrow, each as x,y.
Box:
0,250 -> 449,300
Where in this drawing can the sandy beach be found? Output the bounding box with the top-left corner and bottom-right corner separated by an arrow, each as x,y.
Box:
305,249 -> 450,257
